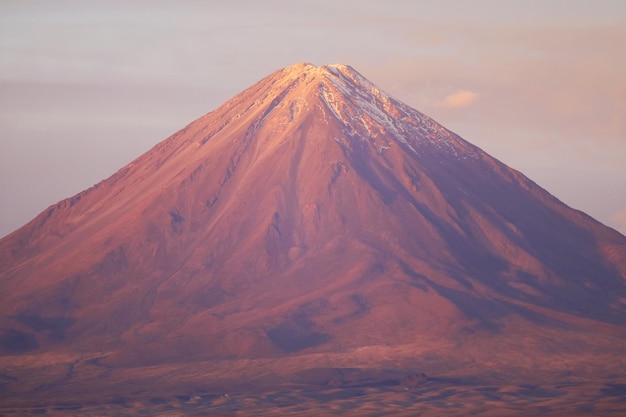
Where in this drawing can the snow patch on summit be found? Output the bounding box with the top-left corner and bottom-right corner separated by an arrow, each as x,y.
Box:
315,64 -> 481,160
238,63 -> 481,160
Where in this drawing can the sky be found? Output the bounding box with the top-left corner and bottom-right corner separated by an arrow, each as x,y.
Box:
1,0 -> 625,237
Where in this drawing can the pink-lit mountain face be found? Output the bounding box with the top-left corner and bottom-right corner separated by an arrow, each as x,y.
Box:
1,63 -> 625,409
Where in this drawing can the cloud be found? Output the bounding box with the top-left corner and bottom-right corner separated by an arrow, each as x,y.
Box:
439,90 -> 479,108
611,210 -> 626,236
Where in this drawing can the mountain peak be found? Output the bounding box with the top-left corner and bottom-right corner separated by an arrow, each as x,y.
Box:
281,62 -> 353,77
276,62 -> 373,95
259,62 -> 479,160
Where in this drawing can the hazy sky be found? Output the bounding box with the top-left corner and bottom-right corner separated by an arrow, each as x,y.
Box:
1,1 -> 625,237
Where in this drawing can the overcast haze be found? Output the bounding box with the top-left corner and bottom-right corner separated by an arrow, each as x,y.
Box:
1,0 -> 625,237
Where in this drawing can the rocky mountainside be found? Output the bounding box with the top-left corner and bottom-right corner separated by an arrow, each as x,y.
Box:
1,63 -> 625,408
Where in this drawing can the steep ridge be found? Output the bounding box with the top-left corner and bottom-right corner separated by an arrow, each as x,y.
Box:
0,64 -> 625,402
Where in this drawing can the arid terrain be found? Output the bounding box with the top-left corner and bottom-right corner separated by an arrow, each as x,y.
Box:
2,381 -> 626,416
2,345 -> 626,416
1,63 -> 625,415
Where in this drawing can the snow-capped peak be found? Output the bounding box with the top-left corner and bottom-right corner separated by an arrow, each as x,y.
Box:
277,63 -> 479,159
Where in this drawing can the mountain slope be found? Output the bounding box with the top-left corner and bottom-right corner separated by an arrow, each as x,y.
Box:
0,63 -> 625,405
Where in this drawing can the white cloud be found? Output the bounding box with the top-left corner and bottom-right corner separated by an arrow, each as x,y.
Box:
439,90 -> 479,108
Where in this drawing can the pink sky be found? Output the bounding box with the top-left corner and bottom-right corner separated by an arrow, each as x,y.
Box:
1,1 -> 625,237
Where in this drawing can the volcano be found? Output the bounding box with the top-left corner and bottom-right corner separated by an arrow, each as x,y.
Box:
1,63 -> 625,415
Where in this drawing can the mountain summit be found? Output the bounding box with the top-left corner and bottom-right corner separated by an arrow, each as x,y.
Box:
1,63 -> 625,409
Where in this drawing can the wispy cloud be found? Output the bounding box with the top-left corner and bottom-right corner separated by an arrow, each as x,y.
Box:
439,90 -> 479,109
